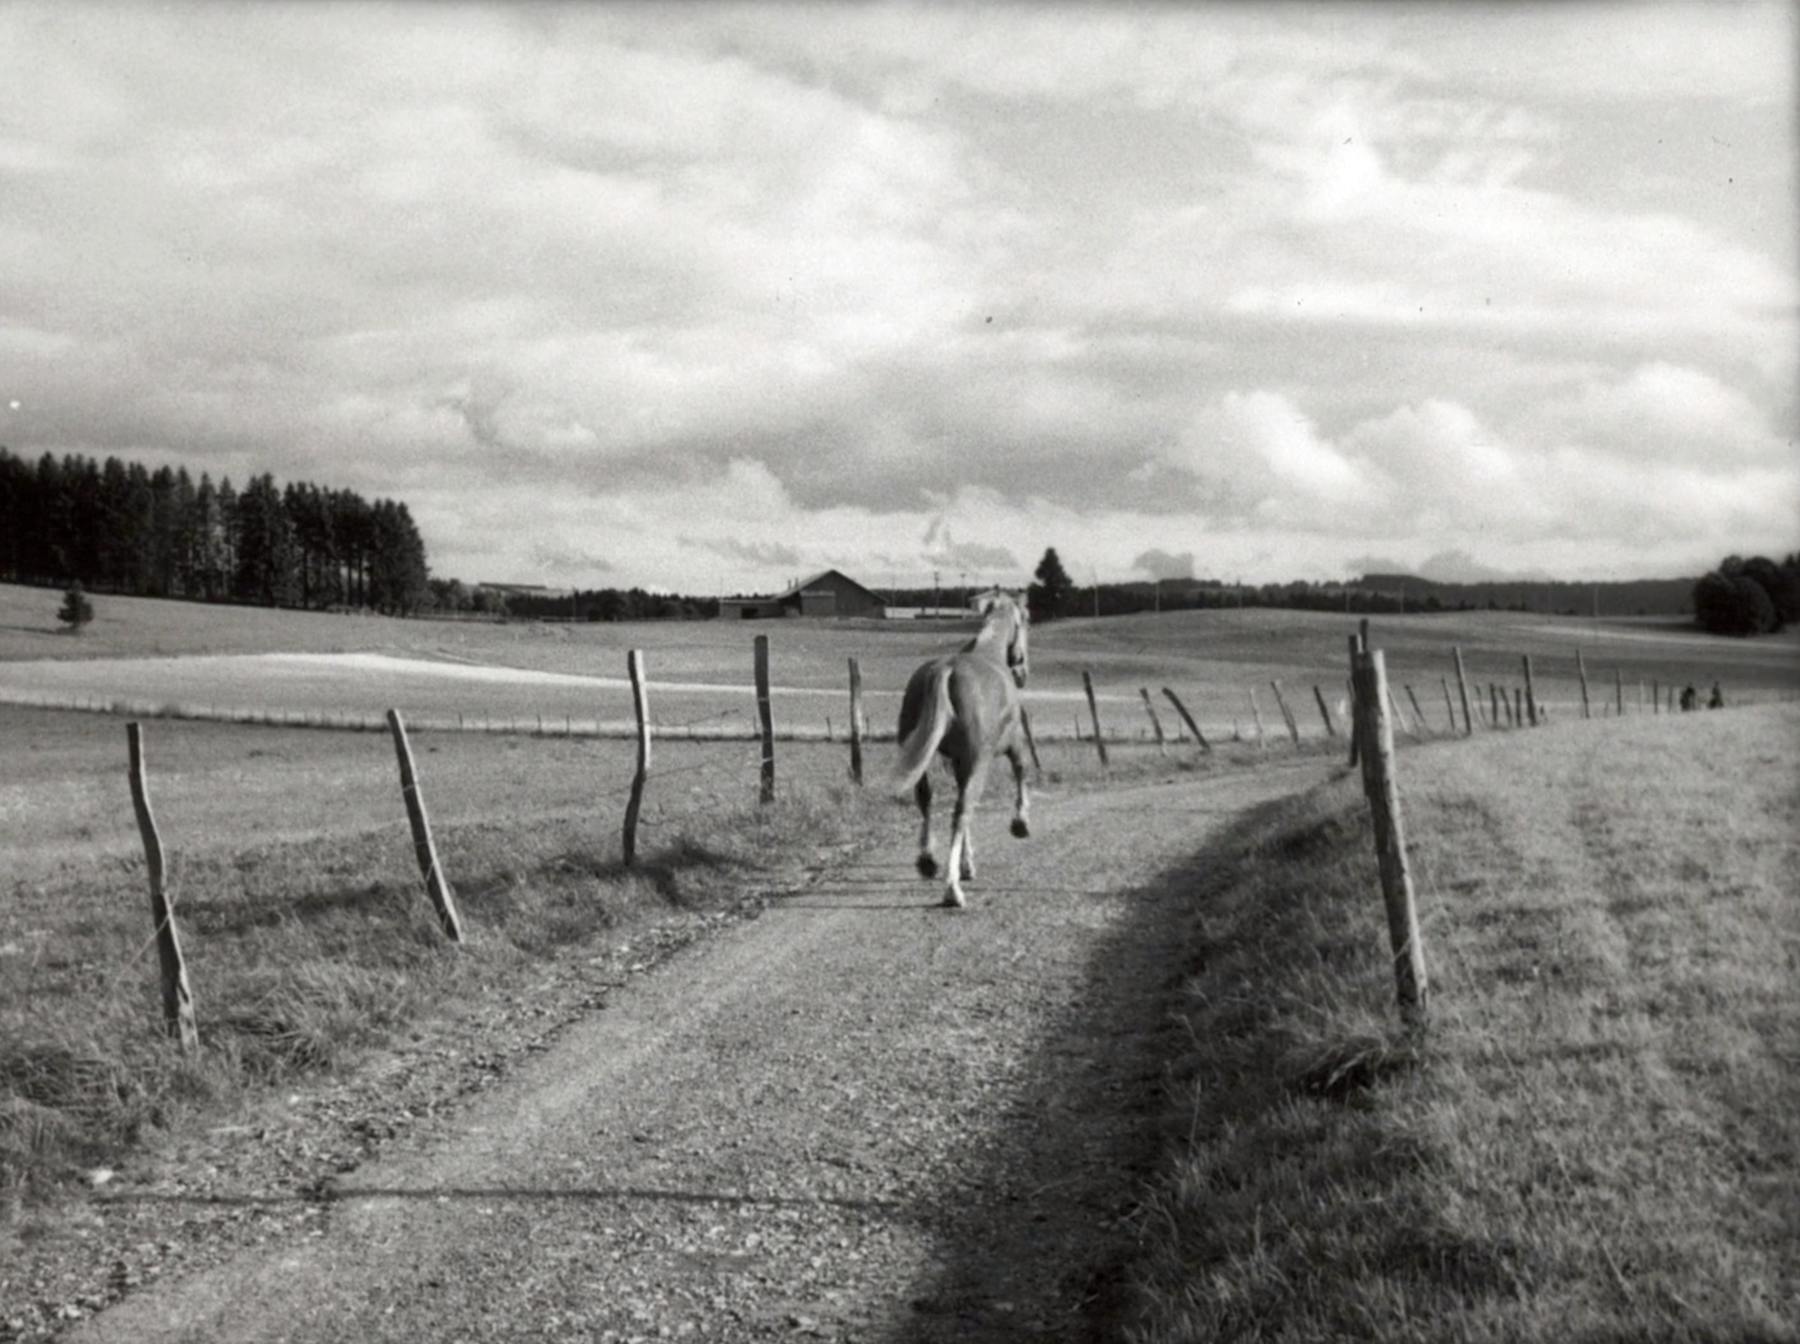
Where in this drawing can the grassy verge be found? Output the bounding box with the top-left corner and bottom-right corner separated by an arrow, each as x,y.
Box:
1125,704 -> 1799,1342
0,747 -> 886,1200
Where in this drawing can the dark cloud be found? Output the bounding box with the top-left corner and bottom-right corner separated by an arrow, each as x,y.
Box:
1132,548 -> 1196,580
529,542 -> 616,577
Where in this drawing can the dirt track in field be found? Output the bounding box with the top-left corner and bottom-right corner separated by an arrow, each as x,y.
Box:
63,758 -> 1331,1343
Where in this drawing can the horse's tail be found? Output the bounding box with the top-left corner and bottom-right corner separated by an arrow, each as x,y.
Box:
893,664 -> 953,791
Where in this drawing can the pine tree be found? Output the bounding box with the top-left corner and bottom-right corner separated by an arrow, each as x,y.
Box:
1029,547 -> 1075,621
58,583 -> 94,631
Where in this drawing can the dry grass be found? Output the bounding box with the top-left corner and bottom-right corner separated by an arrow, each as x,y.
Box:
0,704 -> 893,1197
1125,703 -> 1799,1342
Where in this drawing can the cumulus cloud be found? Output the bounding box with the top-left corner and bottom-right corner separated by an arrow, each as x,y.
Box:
0,4 -> 1790,590
1133,549 -> 1198,581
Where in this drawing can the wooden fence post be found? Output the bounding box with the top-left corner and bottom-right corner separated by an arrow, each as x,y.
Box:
1405,685 -> 1429,736
1161,687 -> 1209,753
126,724 -> 199,1053
385,709 -> 463,943
847,656 -> 865,786
1019,704 -> 1044,775
1139,688 -> 1168,754
1082,671 -> 1110,767
1522,655 -> 1539,726
1577,650 -> 1591,719
1313,684 -> 1337,737
1348,634 -> 1365,767
622,650 -> 651,866
1615,667 -> 1624,716
1248,687 -> 1267,751
1490,683 -> 1501,729
1440,676 -> 1456,733
1452,646 -> 1474,736
1512,687 -> 1523,726
754,635 -> 776,803
1652,678 -> 1660,714
1270,680 -> 1301,746
1355,652 -> 1428,1021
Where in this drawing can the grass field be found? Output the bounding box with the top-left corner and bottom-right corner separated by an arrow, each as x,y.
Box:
6,581 -> 1799,1337
1124,703 -> 1800,1341
5,581 -> 1797,745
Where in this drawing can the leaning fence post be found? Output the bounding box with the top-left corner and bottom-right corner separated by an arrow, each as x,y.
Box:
386,710 -> 463,943
754,634 -> 776,803
126,724 -> 199,1053
1139,688 -> 1168,754
847,656 -> 865,785
1405,685 -> 1429,736
1161,687 -> 1209,753
1440,676 -> 1456,733
622,650 -> 651,866
1081,671 -> 1110,767
1522,655 -> 1539,726
1577,649 -> 1591,720
1248,687 -> 1267,751
1356,651 -> 1428,1022
1019,704 -> 1044,775
1313,684 -> 1337,737
1615,667 -> 1625,716
1270,680 -> 1301,746
1452,646 -> 1474,736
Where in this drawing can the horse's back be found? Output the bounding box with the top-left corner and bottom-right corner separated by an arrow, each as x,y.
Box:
944,652 -> 1020,756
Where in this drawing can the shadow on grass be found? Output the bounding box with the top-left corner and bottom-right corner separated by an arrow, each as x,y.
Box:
889,786 -> 1449,1343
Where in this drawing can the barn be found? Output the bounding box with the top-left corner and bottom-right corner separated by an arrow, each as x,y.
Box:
716,569 -> 886,619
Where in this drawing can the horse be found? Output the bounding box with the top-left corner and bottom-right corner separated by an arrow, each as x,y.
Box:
893,592 -> 1032,908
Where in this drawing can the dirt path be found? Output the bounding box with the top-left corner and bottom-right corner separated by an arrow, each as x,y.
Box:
67,760 -> 1329,1343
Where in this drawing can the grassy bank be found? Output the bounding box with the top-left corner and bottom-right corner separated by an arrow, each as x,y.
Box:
1125,704 -> 1799,1342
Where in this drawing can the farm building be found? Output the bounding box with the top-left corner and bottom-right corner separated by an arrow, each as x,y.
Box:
717,569 -> 886,619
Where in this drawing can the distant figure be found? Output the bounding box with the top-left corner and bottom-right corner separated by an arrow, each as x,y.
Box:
1708,682 -> 1725,710
1679,684 -> 1698,712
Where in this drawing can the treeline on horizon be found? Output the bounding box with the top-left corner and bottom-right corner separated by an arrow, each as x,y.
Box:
0,446 -> 429,613
1691,553 -> 1800,637
890,573 -> 1697,620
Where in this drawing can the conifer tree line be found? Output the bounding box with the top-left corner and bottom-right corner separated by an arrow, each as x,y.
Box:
0,446 -> 430,614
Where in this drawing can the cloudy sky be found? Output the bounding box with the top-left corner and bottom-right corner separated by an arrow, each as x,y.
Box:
2,3 -> 1794,593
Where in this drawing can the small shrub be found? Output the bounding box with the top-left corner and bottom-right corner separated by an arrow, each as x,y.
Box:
56,585 -> 94,632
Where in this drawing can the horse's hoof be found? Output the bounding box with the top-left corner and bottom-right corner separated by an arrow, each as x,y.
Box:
941,889 -> 966,909
1011,818 -> 1030,839
917,854 -> 938,879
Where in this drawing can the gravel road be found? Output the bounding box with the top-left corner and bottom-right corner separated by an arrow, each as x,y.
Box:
64,761 -> 1328,1343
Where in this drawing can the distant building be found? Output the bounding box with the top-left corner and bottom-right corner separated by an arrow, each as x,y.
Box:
716,568 -> 886,619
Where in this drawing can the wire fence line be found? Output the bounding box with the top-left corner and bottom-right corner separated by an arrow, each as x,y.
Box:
23,628 -> 1784,1049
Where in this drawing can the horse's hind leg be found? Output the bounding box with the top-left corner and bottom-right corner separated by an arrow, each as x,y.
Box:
914,775 -> 938,879
1007,743 -> 1030,838
942,760 -> 987,908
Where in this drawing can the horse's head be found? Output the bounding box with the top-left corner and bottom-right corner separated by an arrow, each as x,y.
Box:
1002,592 -> 1029,688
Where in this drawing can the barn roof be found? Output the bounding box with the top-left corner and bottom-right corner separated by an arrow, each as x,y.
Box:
776,569 -> 881,602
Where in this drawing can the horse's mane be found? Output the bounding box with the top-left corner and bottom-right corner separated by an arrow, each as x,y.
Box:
963,592 -> 1026,658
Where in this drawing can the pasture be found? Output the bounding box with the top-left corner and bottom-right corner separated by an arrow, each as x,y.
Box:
5,581 -> 1799,1338
1126,703 -> 1800,1340
4,581 -> 1797,746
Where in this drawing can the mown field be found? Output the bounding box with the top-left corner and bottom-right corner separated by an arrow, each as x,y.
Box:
1125,703 -> 1800,1341
4,581 -> 1797,744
